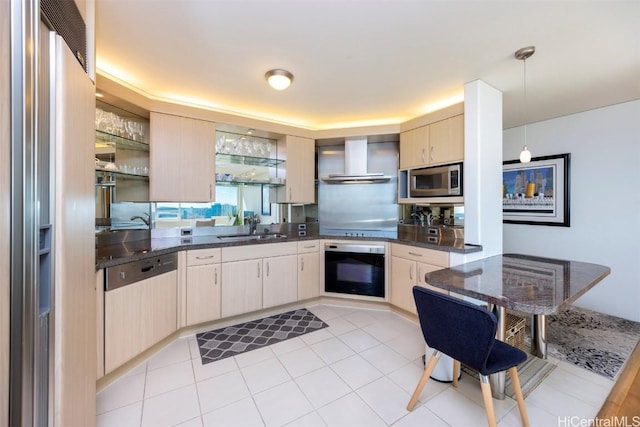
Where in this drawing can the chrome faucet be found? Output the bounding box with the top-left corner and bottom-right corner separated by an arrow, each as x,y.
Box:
130,212 -> 150,226
245,214 -> 261,234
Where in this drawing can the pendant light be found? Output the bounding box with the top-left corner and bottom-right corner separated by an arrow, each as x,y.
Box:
515,46 -> 535,163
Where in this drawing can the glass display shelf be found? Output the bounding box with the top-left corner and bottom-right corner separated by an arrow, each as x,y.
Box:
215,179 -> 284,188
216,153 -> 284,168
95,168 -> 149,184
95,130 -> 149,152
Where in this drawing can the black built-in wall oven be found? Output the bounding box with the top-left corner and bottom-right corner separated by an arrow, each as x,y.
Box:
324,243 -> 385,298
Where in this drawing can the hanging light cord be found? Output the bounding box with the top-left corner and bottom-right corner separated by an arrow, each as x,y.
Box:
523,55 -> 528,147
516,45 -> 535,163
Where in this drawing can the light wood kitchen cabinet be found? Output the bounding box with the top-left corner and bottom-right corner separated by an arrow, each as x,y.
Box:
428,114 -> 464,165
220,242 -> 298,317
390,243 -> 449,314
221,259 -> 263,317
149,112 -> 216,202
390,255 -> 417,314
400,125 -> 429,169
400,114 -> 464,169
104,270 -> 177,374
277,135 -> 315,204
186,248 -> 221,326
96,269 -> 104,380
262,255 -> 298,308
297,240 -> 320,300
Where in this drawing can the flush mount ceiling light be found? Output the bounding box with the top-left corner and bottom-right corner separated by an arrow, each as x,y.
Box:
515,46 -> 535,163
265,69 -> 294,91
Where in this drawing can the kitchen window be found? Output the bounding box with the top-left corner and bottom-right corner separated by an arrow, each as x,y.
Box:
154,184 -> 279,228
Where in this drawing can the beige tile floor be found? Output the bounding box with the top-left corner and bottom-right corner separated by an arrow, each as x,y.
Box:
96,304 -> 614,426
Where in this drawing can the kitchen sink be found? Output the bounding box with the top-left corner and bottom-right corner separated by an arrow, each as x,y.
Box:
217,232 -> 287,242
255,233 -> 287,240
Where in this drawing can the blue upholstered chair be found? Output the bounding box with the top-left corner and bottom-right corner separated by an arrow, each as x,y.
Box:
407,286 -> 530,427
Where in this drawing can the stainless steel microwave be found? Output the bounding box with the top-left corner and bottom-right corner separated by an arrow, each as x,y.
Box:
409,163 -> 462,198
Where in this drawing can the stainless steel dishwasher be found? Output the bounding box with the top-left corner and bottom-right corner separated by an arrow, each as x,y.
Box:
104,253 -> 178,374
106,253 -> 177,291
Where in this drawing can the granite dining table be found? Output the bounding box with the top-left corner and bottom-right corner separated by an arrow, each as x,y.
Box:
424,253 -> 611,399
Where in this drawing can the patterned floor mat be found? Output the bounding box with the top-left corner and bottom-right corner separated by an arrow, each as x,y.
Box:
196,308 -> 328,365
546,306 -> 640,380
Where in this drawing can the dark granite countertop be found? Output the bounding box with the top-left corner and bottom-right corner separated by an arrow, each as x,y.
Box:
425,253 -> 611,315
95,230 -> 482,270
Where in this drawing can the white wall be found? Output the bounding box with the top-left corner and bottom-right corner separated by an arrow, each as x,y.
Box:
503,100 -> 640,322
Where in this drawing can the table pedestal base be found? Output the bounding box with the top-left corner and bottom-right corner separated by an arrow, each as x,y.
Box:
489,310 -> 549,399
531,314 -> 547,359
489,305 -> 507,400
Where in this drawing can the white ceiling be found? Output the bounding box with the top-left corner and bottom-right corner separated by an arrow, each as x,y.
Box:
95,0 -> 640,131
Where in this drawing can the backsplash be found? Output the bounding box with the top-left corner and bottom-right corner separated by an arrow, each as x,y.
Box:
400,204 -> 464,226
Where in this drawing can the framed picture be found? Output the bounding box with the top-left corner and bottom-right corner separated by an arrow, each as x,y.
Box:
502,153 -> 570,226
261,184 -> 271,216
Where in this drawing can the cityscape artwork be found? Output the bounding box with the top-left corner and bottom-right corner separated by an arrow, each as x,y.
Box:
502,153 -> 571,227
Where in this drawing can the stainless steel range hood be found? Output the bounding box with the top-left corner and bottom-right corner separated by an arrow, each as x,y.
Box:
321,137 -> 392,183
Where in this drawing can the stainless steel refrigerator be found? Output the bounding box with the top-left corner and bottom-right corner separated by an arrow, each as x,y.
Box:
9,0 -> 91,424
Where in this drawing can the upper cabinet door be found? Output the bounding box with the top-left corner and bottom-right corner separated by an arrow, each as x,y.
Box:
428,114 -> 464,165
400,114 -> 464,169
278,135 -> 315,204
399,125 -> 429,169
150,112 -> 215,202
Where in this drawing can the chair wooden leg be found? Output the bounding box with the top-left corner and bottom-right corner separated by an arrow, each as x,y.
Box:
452,360 -> 460,387
479,374 -> 497,427
407,351 -> 441,411
508,367 -> 530,427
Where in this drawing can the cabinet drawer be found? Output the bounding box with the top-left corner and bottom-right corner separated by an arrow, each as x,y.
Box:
297,240 -> 320,254
391,243 -> 449,267
187,248 -> 221,266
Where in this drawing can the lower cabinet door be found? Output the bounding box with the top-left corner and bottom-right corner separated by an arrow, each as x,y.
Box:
390,256 -> 418,314
221,259 -> 263,317
297,252 -> 320,301
263,255 -> 298,308
104,271 -> 177,374
418,262 -> 449,295
186,263 -> 221,326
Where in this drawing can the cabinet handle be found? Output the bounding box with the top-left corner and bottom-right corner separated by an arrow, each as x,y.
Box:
266,261 -> 270,277
417,266 -> 422,284
421,148 -> 425,163
408,252 -> 423,257
409,264 -> 414,281
141,265 -> 155,273
257,262 -> 261,278
210,184 -> 213,199
303,245 -> 315,249
196,255 -> 215,260
289,187 -> 292,201
301,257 -> 304,271
430,146 -> 434,162
214,267 -> 218,285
